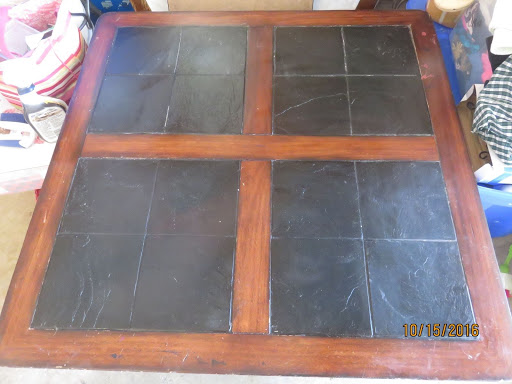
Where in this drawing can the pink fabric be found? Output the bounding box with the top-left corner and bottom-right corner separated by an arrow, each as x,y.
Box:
8,0 -> 62,31
481,52 -> 493,83
0,7 -> 16,59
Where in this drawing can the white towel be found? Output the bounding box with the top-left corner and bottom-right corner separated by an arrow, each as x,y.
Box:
489,0 -> 512,55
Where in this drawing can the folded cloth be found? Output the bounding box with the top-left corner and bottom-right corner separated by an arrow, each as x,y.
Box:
489,0 -> 512,55
473,55 -> 512,165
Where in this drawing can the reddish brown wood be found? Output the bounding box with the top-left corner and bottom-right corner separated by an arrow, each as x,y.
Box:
0,11 -> 510,380
81,134 -> 439,161
243,27 -> 273,134
0,329 -> 499,378
411,11 -> 512,377
0,13 -> 117,360
232,161 -> 271,334
356,0 -> 379,10
101,9 -> 426,27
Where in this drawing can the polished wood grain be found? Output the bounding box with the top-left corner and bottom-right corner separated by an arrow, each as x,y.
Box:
232,161 -> 271,334
0,11 -> 510,380
81,134 -> 439,161
243,27 -> 273,134
102,9 -> 429,27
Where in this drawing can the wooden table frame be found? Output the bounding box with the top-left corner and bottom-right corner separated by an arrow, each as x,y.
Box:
0,11 -> 511,380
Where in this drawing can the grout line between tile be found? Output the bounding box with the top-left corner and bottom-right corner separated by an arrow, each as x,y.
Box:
228,160 -> 242,332
128,162 -> 160,327
269,236 -> 458,242
240,28 -> 249,135
173,27 -> 182,74
340,27 -> 352,135
354,162 -> 374,337
58,232 -> 237,238
271,27 -> 277,135
272,74 -> 419,78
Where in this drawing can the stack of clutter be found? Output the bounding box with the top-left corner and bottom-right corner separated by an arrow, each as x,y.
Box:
0,0 -> 92,194
471,0 -> 512,278
0,0 -> 92,147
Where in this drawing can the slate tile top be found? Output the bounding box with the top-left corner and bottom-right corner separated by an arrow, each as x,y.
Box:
274,27 -> 345,75
349,76 -> 432,135
34,159 -> 239,332
343,26 -> 420,75
92,26 -> 247,134
89,75 -> 174,133
176,27 -> 247,75
270,160 -> 469,338
272,161 -> 361,238
273,76 -> 350,136
165,75 -> 244,134
357,162 -> 456,240
271,161 -> 370,337
131,235 -> 235,332
148,160 -> 240,235
32,234 -> 144,330
271,238 -> 371,337
272,26 -> 428,136
59,159 -> 158,234
366,240 -> 475,338
106,27 -> 181,75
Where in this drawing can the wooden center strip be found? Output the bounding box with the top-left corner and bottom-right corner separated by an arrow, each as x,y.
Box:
232,161 -> 271,333
243,26 -> 273,135
82,134 -> 439,161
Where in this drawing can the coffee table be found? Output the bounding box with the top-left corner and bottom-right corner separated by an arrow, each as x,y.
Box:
0,11 -> 510,380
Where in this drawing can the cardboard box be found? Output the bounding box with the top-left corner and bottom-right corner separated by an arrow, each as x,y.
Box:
169,0 -> 313,11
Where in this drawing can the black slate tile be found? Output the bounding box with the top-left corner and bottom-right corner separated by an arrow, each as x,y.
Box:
272,161 -> 361,238
60,159 -> 157,234
273,77 -> 350,136
131,235 -> 235,332
274,27 -> 345,75
357,162 -> 456,240
366,239 -> 475,338
148,160 -> 239,236
176,27 -> 247,75
106,27 -> 181,75
349,76 -> 432,135
165,75 -> 244,134
32,234 -> 144,330
89,75 -> 173,133
271,238 -> 371,336
343,26 -> 419,75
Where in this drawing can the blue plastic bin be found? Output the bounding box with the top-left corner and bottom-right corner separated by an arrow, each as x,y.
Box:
478,185 -> 512,238
407,0 -> 462,103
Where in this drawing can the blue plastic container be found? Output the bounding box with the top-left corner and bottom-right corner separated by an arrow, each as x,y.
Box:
478,185 -> 512,238
407,0 -> 462,103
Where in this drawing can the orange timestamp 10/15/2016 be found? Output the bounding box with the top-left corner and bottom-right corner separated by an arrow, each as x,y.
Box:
403,323 -> 479,338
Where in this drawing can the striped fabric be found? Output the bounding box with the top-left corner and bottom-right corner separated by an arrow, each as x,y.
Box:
0,12 -> 87,108
473,55 -> 512,165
